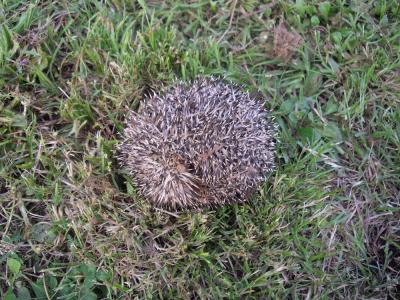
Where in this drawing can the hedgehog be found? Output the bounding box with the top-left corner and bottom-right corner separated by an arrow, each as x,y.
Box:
117,77 -> 277,210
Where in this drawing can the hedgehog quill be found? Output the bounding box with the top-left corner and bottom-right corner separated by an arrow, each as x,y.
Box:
117,77 -> 277,210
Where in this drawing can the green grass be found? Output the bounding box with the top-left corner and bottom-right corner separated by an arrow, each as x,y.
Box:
0,0 -> 399,299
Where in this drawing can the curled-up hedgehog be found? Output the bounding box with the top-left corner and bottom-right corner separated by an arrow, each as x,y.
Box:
117,77 -> 277,210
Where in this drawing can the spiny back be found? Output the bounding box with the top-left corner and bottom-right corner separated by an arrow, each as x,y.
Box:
118,77 -> 277,210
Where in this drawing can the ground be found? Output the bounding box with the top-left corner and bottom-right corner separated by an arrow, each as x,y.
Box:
0,0 -> 399,299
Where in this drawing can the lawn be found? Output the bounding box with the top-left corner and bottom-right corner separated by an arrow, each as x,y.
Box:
0,0 -> 399,299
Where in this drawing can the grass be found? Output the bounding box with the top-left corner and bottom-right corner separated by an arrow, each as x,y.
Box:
0,0 -> 399,299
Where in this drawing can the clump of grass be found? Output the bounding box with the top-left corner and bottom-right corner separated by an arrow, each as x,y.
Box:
1,0 -> 399,299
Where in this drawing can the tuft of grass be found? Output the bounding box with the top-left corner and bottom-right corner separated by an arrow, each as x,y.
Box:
1,0 -> 399,299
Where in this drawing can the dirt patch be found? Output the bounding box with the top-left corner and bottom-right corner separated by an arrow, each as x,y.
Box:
273,19 -> 304,62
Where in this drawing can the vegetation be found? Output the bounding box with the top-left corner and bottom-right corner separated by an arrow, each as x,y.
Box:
0,0 -> 399,299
